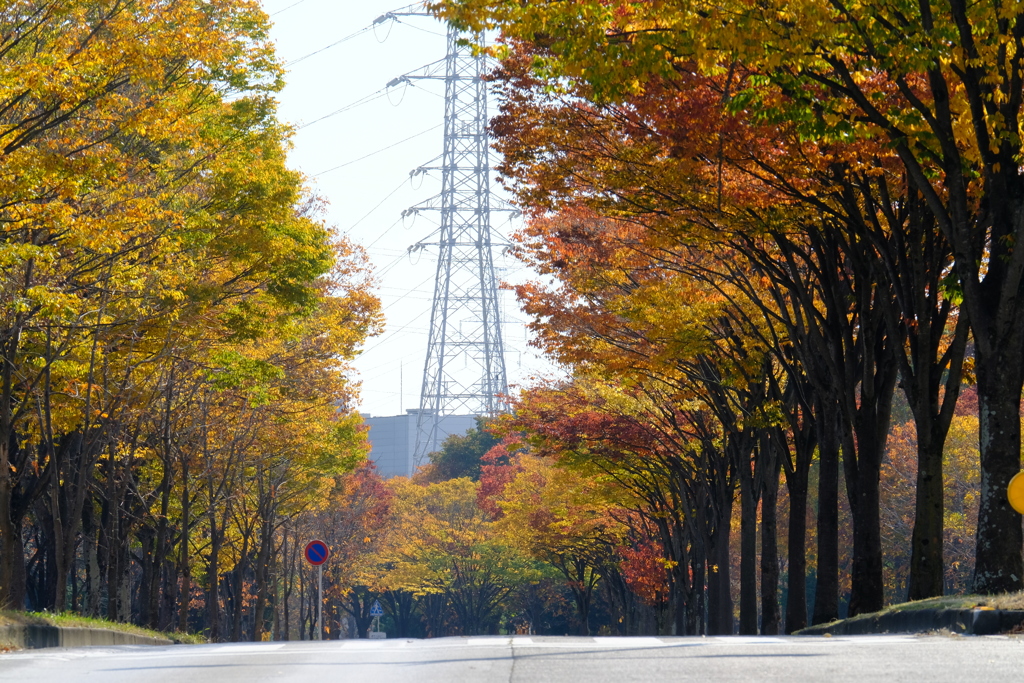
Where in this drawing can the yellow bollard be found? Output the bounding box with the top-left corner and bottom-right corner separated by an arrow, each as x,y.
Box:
1007,472 -> 1024,513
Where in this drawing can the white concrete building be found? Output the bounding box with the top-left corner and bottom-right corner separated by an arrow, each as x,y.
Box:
363,410 -> 478,478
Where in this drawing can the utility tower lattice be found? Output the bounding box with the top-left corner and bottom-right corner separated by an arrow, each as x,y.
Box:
405,24 -> 509,465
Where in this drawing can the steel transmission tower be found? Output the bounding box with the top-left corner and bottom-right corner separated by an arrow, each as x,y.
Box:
402,24 -> 509,465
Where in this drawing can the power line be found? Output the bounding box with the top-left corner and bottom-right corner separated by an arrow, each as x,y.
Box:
284,25 -> 375,67
358,307 -> 433,356
270,0 -> 310,16
381,274 -> 437,312
346,177 -> 410,233
292,47 -> 448,132
360,360 -> 422,385
297,89 -> 389,130
367,248 -> 414,257
280,3 -> 438,66
366,217 -> 406,251
376,249 -> 433,280
314,124 -> 441,177
368,206 -> 440,251
358,351 -> 422,377
368,250 -> 411,283
401,22 -> 447,37
368,240 -> 434,284
378,284 -> 436,293
295,82 -> 443,133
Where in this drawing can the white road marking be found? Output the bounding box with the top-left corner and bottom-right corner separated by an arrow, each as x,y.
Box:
824,635 -> 921,644
464,637 -> 512,645
206,643 -> 287,653
0,632 -> 939,664
339,639 -> 420,649
712,636 -> 788,644
592,637 -> 670,647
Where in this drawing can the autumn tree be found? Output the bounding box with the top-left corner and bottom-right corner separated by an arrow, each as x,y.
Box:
372,477 -> 541,636
425,416 -> 500,482
438,0 -> 1024,597
0,0 -> 384,639
504,376 -> 738,635
488,452 -> 626,635
314,463 -> 393,638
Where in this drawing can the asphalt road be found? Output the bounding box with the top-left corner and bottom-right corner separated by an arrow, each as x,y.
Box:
2,634 -> 1023,682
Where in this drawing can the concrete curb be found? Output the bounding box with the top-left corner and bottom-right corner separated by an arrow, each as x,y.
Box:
0,623 -> 174,649
796,608 -> 1024,636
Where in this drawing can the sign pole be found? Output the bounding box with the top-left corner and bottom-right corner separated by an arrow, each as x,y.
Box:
317,563 -> 323,641
368,599 -> 385,638
304,540 -> 329,641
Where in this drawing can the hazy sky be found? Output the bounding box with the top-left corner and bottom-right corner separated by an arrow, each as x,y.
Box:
260,0 -> 556,417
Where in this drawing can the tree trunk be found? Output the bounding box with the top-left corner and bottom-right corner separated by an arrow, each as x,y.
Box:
760,449 -> 781,635
691,553 -> 705,635
49,474 -> 65,613
83,502 -> 101,617
899,232 -> 967,601
843,312 -> 897,617
346,590 -> 375,639
784,457 -> 809,633
105,454 -> 123,622
282,527 -> 292,641
812,400 -> 840,625
59,432 -> 93,619
151,399 -> 174,629
908,417 -> 945,600
253,510 -> 274,642
779,386 -> 814,635
178,463 -> 191,633
138,525 -> 155,625
844,432 -> 885,617
0,477 -> 24,610
230,535 -> 248,642
738,458 -> 758,635
0,311 -> 28,610
161,559 -> 177,632
706,492 -> 733,635
43,361 -> 67,614
207,515 -> 221,641
972,357 -> 1024,594
297,555 -> 306,640
565,558 -> 593,636
382,591 -> 413,637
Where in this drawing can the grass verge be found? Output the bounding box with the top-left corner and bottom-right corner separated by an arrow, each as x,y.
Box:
0,610 -> 206,644
838,591 -> 1024,618
797,591 -> 1024,634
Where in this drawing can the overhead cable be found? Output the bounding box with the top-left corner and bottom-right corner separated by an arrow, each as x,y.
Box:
270,0 -> 310,16
314,124 -> 442,177
296,89 -> 388,130
367,217 -> 405,252
284,25 -> 375,67
282,2 -> 434,66
358,307 -> 432,356
346,178 -> 410,233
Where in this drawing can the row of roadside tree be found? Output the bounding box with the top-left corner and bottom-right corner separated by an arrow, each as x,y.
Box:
357,0 -> 1024,635
0,0 -> 382,641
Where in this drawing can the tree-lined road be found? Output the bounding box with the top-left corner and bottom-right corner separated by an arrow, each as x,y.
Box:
2,634 -> 1022,682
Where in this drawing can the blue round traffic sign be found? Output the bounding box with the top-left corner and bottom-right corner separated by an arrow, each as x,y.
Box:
305,539 -> 330,566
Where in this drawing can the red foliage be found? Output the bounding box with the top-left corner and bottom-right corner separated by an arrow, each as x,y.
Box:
325,461 -> 393,560
618,540 -> 671,606
341,461 -> 393,520
477,441 -> 524,518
